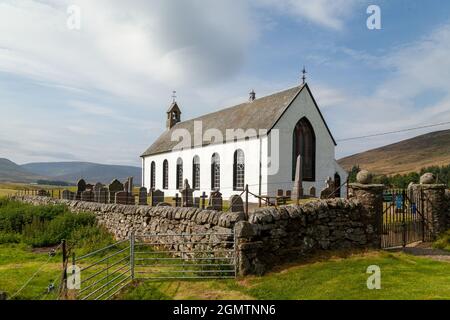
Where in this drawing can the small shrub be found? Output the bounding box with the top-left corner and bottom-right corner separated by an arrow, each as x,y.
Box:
433,230 -> 450,251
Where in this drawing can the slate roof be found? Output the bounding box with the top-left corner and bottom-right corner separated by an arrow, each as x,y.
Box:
142,84 -> 336,157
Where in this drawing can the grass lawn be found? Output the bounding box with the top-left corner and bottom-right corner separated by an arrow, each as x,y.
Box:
118,250 -> 450,300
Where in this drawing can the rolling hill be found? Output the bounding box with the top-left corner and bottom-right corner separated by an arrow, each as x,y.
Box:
0,158 -> 47,183
338,129 -> 450,175
22,162 -> 141,185
0,159 -> 141,185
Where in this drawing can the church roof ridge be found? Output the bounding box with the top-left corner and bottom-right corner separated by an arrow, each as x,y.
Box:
141,83 -> 336,157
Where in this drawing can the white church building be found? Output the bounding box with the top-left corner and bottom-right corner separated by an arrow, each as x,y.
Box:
141,83 -> 347,202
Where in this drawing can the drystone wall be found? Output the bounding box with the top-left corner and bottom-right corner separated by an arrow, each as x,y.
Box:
234,198 -> 379,275
13,195 -> 380,275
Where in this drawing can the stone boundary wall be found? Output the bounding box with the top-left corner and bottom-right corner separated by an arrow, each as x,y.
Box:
12,195 -> 379,276
235,198 -> 378,275
13,196 -> 244,254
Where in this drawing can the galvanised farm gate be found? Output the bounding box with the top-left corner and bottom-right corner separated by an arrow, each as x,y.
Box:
67,231 -> 236,300
381,189 -> 433,248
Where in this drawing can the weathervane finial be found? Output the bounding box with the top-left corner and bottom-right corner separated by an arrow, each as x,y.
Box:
301,66 -> 307,85
172,90 -> 177,103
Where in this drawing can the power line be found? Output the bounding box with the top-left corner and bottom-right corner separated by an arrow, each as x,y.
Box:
337,121 -> 450,142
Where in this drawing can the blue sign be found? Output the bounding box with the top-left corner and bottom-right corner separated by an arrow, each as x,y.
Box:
395,195 -> 403,209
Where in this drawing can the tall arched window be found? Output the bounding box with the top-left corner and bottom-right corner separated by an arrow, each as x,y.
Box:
163,160 -> 168,189
292,117 -> 316,181
192,156 -> 200,190
150,161 -> 156,190
334,172 -> 341,198
233,149 -> 245,191
176,158 -> 183,190
211,153 -> 220,190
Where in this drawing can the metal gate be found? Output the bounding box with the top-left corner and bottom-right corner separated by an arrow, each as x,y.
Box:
69,231 -> 237,299
134,232 -> 236,280
381,189 -> 433,248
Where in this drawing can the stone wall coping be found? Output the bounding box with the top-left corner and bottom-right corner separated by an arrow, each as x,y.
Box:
348,183 -> 384,191
411,184 -> 447,190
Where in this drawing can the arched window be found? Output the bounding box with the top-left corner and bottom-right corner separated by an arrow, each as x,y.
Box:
292,117 -> 316,181
334,173 -> 341,198
192,156 -> 200,190
211,153 -> 220,190
163,160 -> 168,190
233,149 -> 245,191
150,161 -> 156,190
176,158 -> 183,190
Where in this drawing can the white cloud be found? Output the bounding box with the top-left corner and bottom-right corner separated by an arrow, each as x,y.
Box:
0,0 -> 258,100
253,0 -> 362,30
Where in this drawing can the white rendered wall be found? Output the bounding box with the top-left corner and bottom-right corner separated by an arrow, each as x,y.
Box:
266,88 -> 348,197
142,137 -> 266,202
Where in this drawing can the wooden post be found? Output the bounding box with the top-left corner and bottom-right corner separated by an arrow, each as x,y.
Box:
201,192 -> 207,209
60,239 -> 67,298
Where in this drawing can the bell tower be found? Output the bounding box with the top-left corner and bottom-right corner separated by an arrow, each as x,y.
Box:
166,91 -> 181,129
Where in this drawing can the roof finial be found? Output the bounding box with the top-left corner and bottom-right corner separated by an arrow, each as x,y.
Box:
172,90 -> 177,103
249,89 -> 256,102
301,66 -> 307,84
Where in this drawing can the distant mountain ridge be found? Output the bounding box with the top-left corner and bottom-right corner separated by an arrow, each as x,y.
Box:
22,162 -> 142,185
338,129 -> 450,175
0,159 -> 141,185
0,158 -> 46,183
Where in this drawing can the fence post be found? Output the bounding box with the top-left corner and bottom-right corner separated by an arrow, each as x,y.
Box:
60,239 -> 67,299
245,184 -> 249,217
130,231 -> 135,280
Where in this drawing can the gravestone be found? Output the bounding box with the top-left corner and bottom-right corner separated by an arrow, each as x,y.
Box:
151,190 -> 165,206
309,186 -> 316,197
208,191 -> 223,211
61,190 -> 75,200
194,197 -> 200,208
108,179 -> 124,204
81,190 -> 94,202
292,155 -> 303,201
115,191 -> 129,205
229,195 -> 244,212
180,179 -> 193,207
76,179 -> 86,200
138,187 -> 148,205
172,193 -> 181,207
124,177 -> 134,193
320,177 -> 334,199
285,190 -> 292,200
86,184 -> 94,191
37,189 -> 48,197
98,187 -> 109,204
277,189 -> 284,197
94,183 -> 103,202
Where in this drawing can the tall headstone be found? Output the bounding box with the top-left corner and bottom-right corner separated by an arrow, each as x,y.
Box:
180,179 -> 193,207
124,177 -> 134,193
292,155 -> 303,201
208,191 -> 223,211
229,195 -> 244,212
138,187 -> 148,205
94,183 -> 103,202
76,179 -> 86,200
108,179 -> 124,204
151,190 -> 165,206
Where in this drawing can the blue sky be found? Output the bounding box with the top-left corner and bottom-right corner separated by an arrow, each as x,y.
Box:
1,0 -> 450,166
